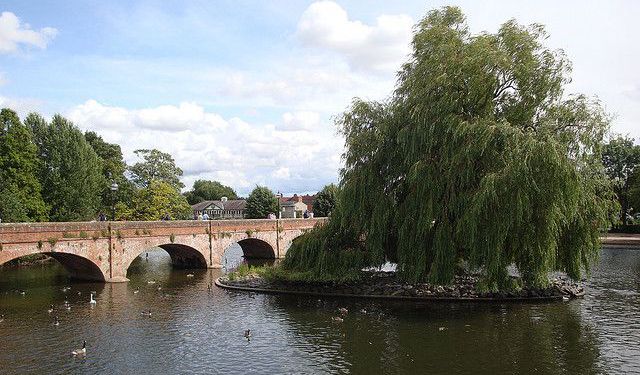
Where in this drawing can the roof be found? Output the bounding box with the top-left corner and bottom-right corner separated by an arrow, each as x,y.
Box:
192,199 -> 246,211
279,194 -> 316,211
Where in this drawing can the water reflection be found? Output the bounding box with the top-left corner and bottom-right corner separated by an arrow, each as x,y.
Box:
0,247 -> 637,374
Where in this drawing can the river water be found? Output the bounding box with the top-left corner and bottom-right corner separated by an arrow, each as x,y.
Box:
0,246 -> 638,374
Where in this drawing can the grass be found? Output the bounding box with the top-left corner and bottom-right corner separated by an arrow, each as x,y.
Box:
225,263 -> 364,284
79,231 -> 88,239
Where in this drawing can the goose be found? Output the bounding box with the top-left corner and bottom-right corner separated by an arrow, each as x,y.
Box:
157,286 -> 162,291
71,341 -> 87,356
53,316 -> 60,326
244,329 -> 252,339
19,290 -> 26,296
133,288 -> 140,294
147,280 -> 156,284
48,304 -> 54,313
186,273 -> 194,278
89,293 -> 96,304
332,316 -> 344,323
338,307 -> 348,315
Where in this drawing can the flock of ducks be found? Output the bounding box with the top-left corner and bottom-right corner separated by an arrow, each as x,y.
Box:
1,274 -> 372,358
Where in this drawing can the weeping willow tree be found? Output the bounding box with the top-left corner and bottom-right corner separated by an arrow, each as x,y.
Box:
283,7 -> 614,288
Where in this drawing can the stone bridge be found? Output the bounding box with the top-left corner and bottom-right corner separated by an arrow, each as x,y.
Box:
0,218 -> 325,282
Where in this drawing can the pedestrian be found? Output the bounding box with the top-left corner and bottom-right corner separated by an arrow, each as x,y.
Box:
198,213 -> 203,220
203,212 -> 209,220
303,210 -> 309,219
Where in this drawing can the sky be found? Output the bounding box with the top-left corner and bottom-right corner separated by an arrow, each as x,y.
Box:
1,1 -> 639,196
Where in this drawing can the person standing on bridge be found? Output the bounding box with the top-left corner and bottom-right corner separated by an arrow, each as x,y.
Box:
203,212 -> 209,220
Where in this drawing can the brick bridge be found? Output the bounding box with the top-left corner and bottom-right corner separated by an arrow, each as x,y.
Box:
0,218 -> 324,282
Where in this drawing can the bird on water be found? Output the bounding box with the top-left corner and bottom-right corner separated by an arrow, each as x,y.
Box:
71,341 -> 87,356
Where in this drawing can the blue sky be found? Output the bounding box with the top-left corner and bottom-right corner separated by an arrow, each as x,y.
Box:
1,1 -> 639,195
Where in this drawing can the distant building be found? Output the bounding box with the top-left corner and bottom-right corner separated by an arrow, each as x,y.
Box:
192,198 -> 246,219
279,194 -> 316,218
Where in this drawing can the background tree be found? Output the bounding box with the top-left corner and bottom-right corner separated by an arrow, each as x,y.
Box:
245,186 -> 278,219
313,184 -> 338,217
116,180 -> 191,221
27,114 -> 103,221
183,179 -> 238,204
84,131 -> 135,214
0,108 -> 48,222
128,149 -> 184,190
602,136 -> 640,225
283,7 -> 614,289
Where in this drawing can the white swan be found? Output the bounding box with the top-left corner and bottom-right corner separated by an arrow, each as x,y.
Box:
89,293 -> 96,304
71,341 -> 86,356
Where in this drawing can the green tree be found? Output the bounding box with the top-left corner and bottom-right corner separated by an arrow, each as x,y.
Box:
84,131 -> 135,214
184,179 -> 238,204
245,186 -> 278,219
128,149 -> 184,190
0,108 -> 47,222
116,180 -> 191,221
313,184 -> 338,217
602,136 -> 640,225
282,7 -> 614,289
27,114 -> 104,221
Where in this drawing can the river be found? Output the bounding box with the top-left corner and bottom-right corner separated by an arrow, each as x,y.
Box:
0,246 -> 638,374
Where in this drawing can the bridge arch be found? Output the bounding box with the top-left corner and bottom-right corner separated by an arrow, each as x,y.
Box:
1,252 -> 105,282
123,243 -> 208,274
237,238 -> 276,259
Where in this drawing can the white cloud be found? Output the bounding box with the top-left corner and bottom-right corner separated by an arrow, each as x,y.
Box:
296,1 -> 413,72
279,111 -> 321,131
67,100 -> 342,195
0,12 -> 58,54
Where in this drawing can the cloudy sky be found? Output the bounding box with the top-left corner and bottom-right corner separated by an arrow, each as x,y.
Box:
1,1 -> 638,195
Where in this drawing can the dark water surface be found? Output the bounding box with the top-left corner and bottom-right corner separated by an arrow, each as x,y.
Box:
0,246 -> 638,374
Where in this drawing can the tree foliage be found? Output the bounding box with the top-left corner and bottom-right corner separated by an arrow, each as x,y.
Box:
85,131 -> 135,213
283,7 -> 614,288
26,113 -> 103,222
245,186 -> 278,219
184,179 -> 238,204
128,149 -> 184,190
602,136 -> 640,225
313,184 -> 338,217
116,180 -> 192,221
0,108 -> 48,222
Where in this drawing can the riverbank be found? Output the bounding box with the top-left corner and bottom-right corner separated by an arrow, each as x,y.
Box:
216,269 -> 584,302
601,233 -> 640,247
0,254 -> 52,268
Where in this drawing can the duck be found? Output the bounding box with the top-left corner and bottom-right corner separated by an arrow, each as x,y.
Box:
186,273 -> 194,278
19,290 -> 26,296
157,286 -> 162,291
133,288 -> 139,294
66,305 -> 72,311
332,316 -> 344,323
89,293 -> 96,304
359,308 -> 367,314
141,310 -> 152,317
53,316 -> 60,326
244,329 -> 252,339
147,280 -> 156,285
338,307 -> 348,315
71,341 -> 87,356
0,314 -> 4,323
47,304 -> 54,313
